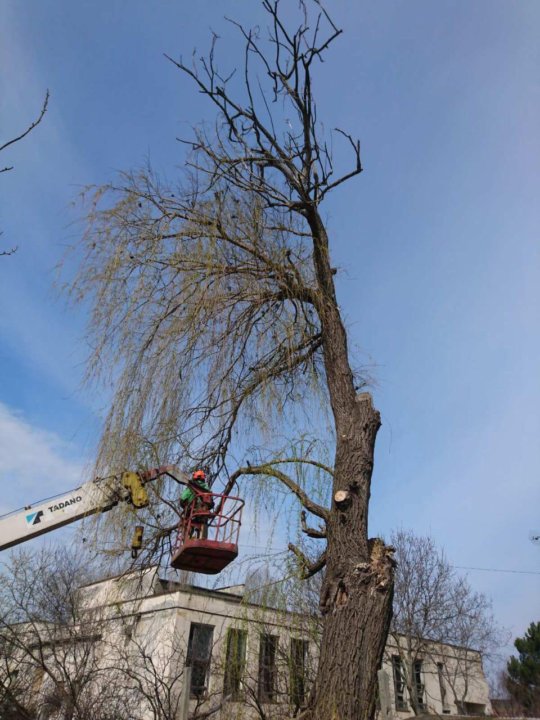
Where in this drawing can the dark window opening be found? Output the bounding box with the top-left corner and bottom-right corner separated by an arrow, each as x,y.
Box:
223,629 -> 247,701
187,623 -> 214,698
392,655 -> 408,712
258,634 -> 278,703
414,660 -> 425,711
290,638 -> 309,709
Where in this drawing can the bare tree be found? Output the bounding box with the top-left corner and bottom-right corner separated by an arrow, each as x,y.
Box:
1,91 -> 49,256
0,630 -> 36,720
389,529 -> 506,715
0,548 -> 135,720
66,2 -> 395,718
108,614 -> 188,720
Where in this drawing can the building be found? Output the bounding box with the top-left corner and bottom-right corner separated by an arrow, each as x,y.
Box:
2,567 -> 492,720
383,634 -> 492,719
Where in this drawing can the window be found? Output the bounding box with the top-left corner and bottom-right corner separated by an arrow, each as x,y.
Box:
187,623 -> 214,698
258,634 -> 278,703
413,660 -> 425,710
437,662 -> 450,713
223,629 -> 247,700
458,702 -> 486,716
392,655 -> 408,711
290,638 -> 309,709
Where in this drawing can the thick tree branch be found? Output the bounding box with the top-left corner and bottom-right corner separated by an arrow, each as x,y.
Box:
226,463 -> 329,521
261,457 -> 333,477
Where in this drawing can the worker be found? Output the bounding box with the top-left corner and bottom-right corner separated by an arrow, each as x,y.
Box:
180,470 -> 214,539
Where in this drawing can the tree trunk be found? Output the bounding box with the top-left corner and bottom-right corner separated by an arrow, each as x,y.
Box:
307,395 -> 394,720
304,213 -> 395,720
312,576 -> 394,720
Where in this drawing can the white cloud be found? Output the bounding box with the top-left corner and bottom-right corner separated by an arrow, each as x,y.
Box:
0,402 -> 85,515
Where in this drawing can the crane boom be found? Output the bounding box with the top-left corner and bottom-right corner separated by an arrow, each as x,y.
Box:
0,465 -> 183,552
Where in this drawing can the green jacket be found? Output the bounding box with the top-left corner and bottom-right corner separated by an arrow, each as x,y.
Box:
180,480 -> 211,506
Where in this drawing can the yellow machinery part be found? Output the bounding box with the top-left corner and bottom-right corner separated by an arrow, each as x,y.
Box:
121,471 -> 149,508
131,525 -> 144,550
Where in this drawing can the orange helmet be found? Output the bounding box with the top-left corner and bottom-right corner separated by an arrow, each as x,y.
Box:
192,470 -> 206,482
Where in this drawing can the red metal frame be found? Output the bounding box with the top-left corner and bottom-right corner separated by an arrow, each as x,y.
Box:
170,491 -> 244,574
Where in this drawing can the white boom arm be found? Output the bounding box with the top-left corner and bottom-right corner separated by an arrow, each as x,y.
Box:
0,465 -> 183,552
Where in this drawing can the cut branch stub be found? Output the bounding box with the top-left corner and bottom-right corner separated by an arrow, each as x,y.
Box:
356,391 -> 374,407
334,489 -> 350,509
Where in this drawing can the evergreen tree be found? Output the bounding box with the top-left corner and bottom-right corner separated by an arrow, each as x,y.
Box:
507,622 -> 540,714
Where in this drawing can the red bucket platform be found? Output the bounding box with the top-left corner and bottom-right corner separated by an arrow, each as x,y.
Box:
170,492 -> 244,575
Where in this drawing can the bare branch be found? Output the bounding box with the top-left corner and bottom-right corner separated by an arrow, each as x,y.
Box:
2,91 -> 49,255
0,90 -> 49,157
300,509 -> 326,539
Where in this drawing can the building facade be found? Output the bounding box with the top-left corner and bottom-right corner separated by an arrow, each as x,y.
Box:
3,567 -> 492,720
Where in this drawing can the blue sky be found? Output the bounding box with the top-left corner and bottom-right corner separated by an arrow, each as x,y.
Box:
1,0 -> 539,663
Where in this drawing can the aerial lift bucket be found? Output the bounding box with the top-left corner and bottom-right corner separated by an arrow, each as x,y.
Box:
170,493 -> 244,574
